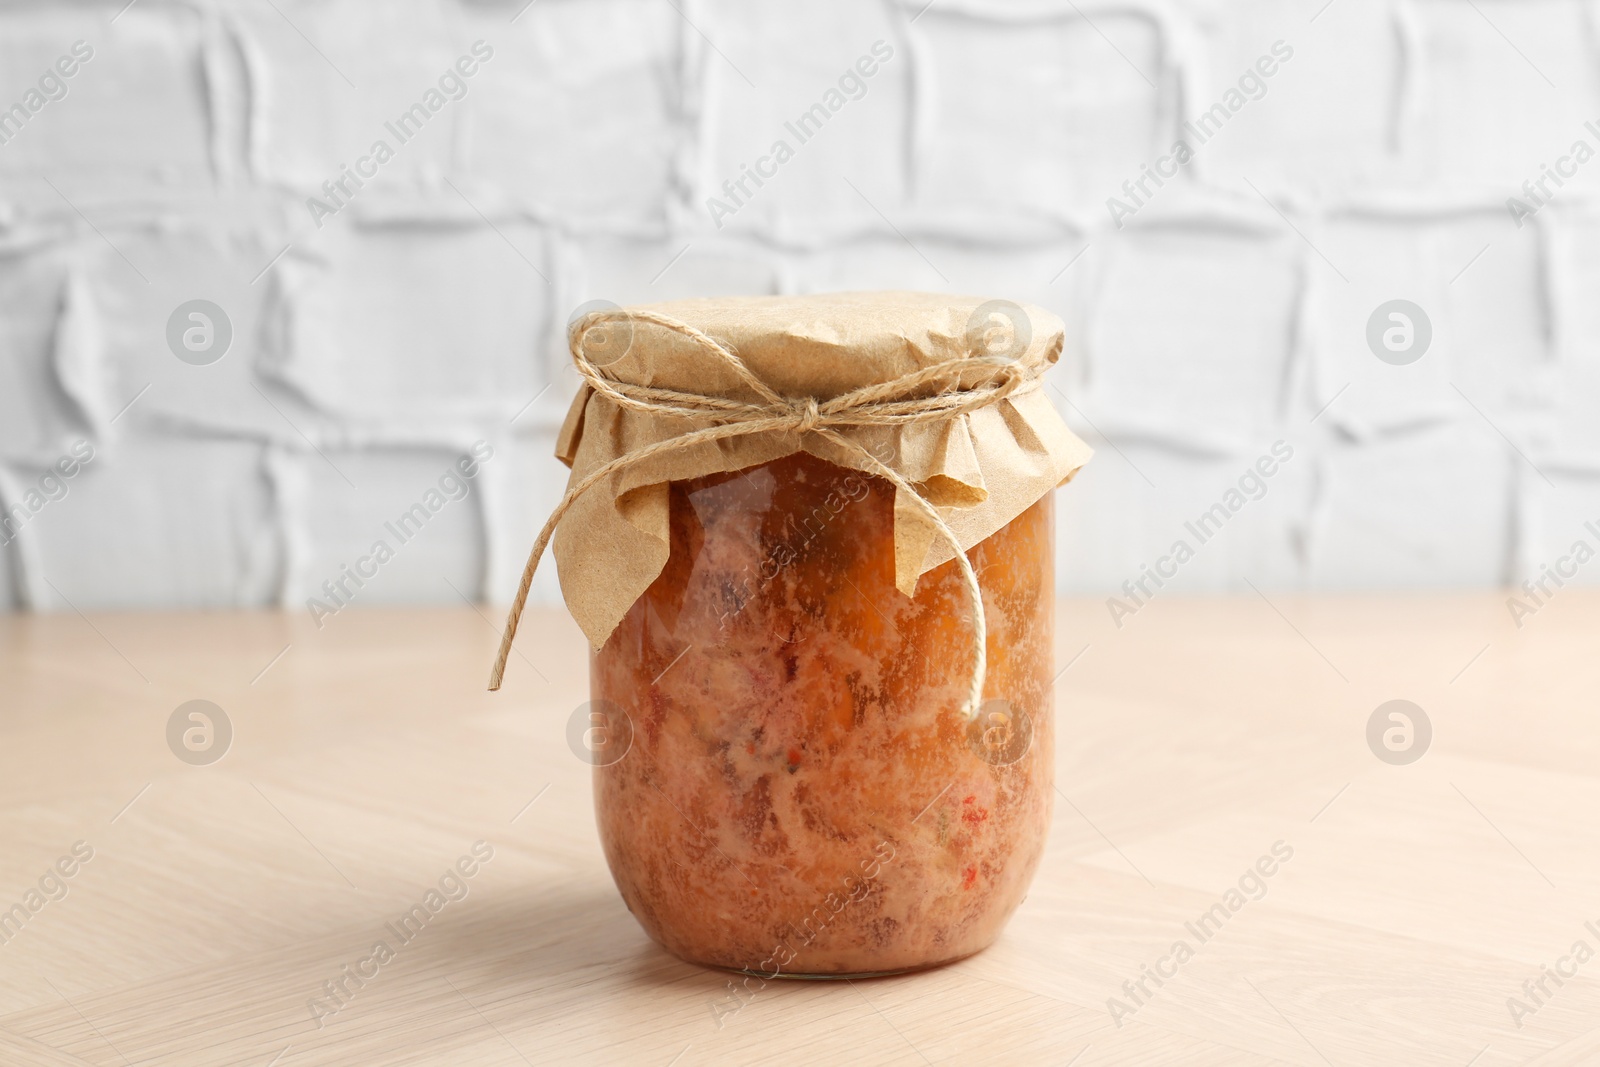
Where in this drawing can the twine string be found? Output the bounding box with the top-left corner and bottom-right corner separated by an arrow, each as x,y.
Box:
489,308 -> 1043,721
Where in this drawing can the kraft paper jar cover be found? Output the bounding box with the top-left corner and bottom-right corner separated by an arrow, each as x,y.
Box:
551,291 -> 1092,649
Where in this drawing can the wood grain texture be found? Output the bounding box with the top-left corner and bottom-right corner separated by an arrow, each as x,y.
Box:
1,593 -> 1596,1066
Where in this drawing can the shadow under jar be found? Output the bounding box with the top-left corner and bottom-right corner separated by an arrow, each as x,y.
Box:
592,450 -> 1054,977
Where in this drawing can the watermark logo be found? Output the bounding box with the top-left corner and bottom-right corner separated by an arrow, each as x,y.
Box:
966,699 -> 1032,766
1106,40 -> 1294,228
307,443 -> 494,629
568,300 -> 636,368
965,300 -> 1032,363
1506,521 -> 1600,628
1365,300 -> 1431,366
307,842 -> 494,1027
1506,921 -> 1600,1029
167,700 -> 232,766
566,699 -> 633,767
710,836 -> 897,1027
705,40 -> 895,229
1107,840 -> 1294,1026
305,42 -> 495,229
166,300 -> 233,366
1366,700 -> 1430,765
1506,119 -> 1600,229
0,40 -> 94,147
0,440 -> 95,548
1107,440 -> 1295,628
0,841 -> 94,949
716,457 -> 883,633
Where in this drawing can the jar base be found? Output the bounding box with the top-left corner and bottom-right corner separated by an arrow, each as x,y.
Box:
723,966 -> 915,981
694,946 -> 982,982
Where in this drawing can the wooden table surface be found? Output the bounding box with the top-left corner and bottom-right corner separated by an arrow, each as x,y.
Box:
2,593 -> 1598,1067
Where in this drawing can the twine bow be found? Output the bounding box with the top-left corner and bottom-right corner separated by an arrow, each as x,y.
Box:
489,308 -> 1044,721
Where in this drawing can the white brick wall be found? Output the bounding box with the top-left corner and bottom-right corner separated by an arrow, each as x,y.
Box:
1,0 -> 1596,615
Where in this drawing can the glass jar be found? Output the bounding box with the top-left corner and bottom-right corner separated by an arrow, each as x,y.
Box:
591,450 -> 1053,977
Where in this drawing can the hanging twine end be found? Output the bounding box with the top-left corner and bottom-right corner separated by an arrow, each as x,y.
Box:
487,601 -> 523,691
